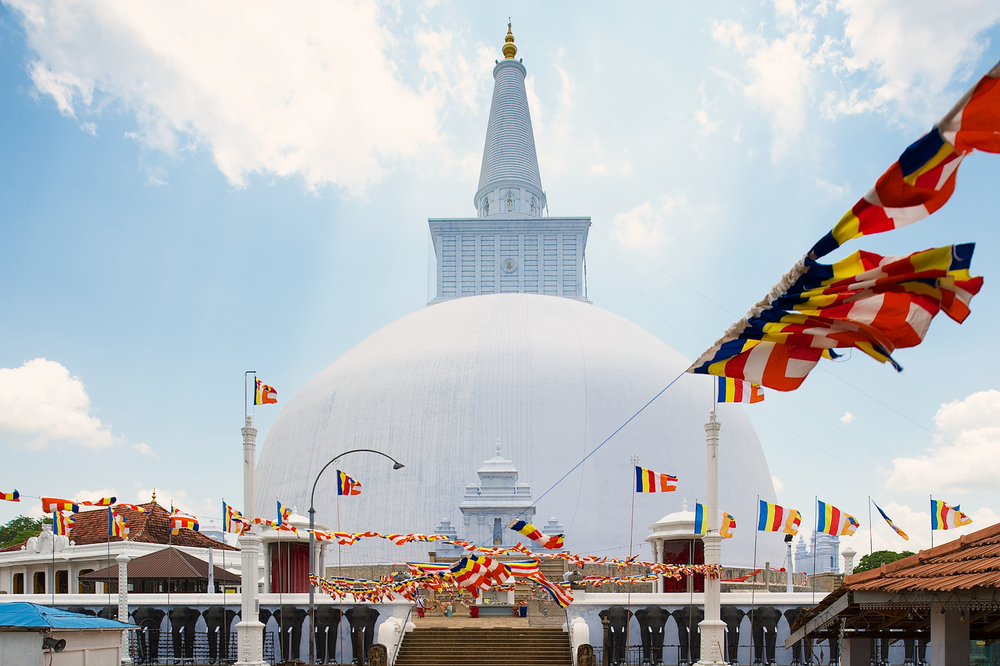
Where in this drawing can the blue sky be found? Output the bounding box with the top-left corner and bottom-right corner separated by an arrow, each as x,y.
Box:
2,0 -> 1000,561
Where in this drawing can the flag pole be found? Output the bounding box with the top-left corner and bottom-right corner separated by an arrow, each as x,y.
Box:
751,495 -> 759,665
627,454 -> 639,655
811,496 -> 817,605
51,513 -> 56,606
868,496 -> 873,558
930,494 -> 934,548
107,507 -> 113,617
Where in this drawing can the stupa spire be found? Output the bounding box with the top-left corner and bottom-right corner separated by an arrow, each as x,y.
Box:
474,23 -> 545,218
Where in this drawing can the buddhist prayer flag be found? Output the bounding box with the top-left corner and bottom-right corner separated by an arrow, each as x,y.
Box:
721,512 -> 737,539
635,466 -> 677,493
508,520 -> 564,550
758,500 -> 801,536
276,501 -> 292,526
873,502 -> 909,541
817,500 -> 860,537
109,508 -> 129,539
695,504 -> 737,538
53,512 -> 75,536
41,497 -> 79,513
224,502 -> 249,535
687,60 -> 1000,392
116,504 -> 147,513
254,379 -> 277,405
337,471 -> 362,496
931,499 -> 972,530
170,511 -> 199,535
0,490 -> 19,502
717,377 -> 764,403
80,497 -> 116,507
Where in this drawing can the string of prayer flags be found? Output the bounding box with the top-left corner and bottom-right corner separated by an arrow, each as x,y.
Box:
337,471 -> 362,496
80,497 -> 117,507
758,500 -> 802,536
817,500 -> 860,537
41,497 -> 79,513
717,377 -> 763,403
0,490 -> 19,502
635,466 -> 677,493
508,520 -> 565,550
873,502 -> 909,541
170,510 -> 200,535
688,59 -> 1000,392
931,499 -> 972,530
254,379 -> 277,405
115,504 -> 147,513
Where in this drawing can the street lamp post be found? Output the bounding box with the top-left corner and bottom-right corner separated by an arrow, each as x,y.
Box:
307,449 -> 404,666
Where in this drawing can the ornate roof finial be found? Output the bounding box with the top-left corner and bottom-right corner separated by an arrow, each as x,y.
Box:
503,21 -> 517,60
150,488 -> 157,504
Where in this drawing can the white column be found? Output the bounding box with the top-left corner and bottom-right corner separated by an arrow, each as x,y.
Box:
117,553 -> 132,666
786,539 -> 794,593
236,415 -> 266,666
931,604 -> 970,666
697,410 -> 726,666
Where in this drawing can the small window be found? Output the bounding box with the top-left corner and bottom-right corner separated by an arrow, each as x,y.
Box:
33,572 -> 45,594
482,197 -> 489,216
493,517 -> 503,546
78,569 -> 95,594
55,570 -> 68,594
506,191 -> 514,212
531,197 -> 536,215
12,573 -> 24,594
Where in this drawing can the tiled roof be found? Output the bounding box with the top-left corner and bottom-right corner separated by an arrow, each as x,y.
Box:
0,503 -> 236,552
80,547 -> 240,582
844,521 -> 1000,593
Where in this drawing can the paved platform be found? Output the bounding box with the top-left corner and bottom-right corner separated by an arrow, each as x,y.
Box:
412,616 -> 533,628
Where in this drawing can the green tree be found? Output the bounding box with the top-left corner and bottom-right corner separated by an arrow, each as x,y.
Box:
854,549 -> 915,573
0,516 -> 46,548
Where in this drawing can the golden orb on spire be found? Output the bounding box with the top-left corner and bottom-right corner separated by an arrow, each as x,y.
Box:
503,22 -> 517,60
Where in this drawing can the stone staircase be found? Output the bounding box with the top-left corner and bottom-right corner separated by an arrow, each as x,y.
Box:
394,626 -> 573,666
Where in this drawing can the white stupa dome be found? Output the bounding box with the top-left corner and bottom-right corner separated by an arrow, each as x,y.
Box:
255,293 -> 781,565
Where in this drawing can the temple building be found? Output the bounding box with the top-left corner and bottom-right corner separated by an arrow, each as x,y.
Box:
254,26 -> 783,568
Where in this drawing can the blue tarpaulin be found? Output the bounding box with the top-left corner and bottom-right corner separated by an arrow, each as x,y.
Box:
0,603 -> 132,630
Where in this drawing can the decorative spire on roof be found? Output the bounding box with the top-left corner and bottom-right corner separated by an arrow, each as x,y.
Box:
503,22 -> 517,60
150,488 -> 157,505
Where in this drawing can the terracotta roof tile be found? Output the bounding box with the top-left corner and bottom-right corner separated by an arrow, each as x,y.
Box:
66,503 -> 236,551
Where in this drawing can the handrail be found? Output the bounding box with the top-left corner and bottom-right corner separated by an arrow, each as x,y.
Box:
389,605 -> 412,666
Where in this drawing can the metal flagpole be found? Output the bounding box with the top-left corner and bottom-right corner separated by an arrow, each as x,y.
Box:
811,497 -> 817,605
627,454 -> 639,656
751,494 -> 759,666
868,496 -> 873,558
930,494 -> 934,548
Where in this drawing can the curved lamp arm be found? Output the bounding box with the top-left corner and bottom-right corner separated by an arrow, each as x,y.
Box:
309,448 -> 405,513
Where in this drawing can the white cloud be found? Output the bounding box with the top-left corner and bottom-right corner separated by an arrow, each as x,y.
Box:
817,178 -> 848,198
839,411 -> 854,425
713,0 -> 1000,158
695,109 -> 722,135
772,475 -> 785,492
609,195 -> 688,252
0,358 -> 114,448
74,488 -> 119,511
886,389 -> 1000,494
6,0 -> 483,194
132,442 -> 158,458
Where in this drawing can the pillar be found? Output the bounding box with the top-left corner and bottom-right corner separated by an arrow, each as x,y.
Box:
235,415 -> 266,666
697,410 -> 726,666
931,604 -> 970,666
842,637 -> 871,666
116,553 -> 132,666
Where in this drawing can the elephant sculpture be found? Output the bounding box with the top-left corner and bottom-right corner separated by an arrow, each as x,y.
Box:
131,606 -> 165,664
635,606 -> 669,665
203,606 -> 237,664
273,607 -> 308,662
345,605 -> 380,665
826,637 -> 840,665
904,639 -> 928,665
97,606 -> 118,620
784,607 -> 812,665
314,606 -> 342,664
748,606 -> 782,665
720,606 -> 746,664
872,638 -> 891,666
599,606 -> 633,665
64,607 -> 97,616
168,606 -> 202,661
673,606 -> 704,665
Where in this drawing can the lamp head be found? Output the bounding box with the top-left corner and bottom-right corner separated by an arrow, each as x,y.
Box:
392,462 -> 405,470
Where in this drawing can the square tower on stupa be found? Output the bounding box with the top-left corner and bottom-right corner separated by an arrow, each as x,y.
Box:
428,24 -> 591,304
